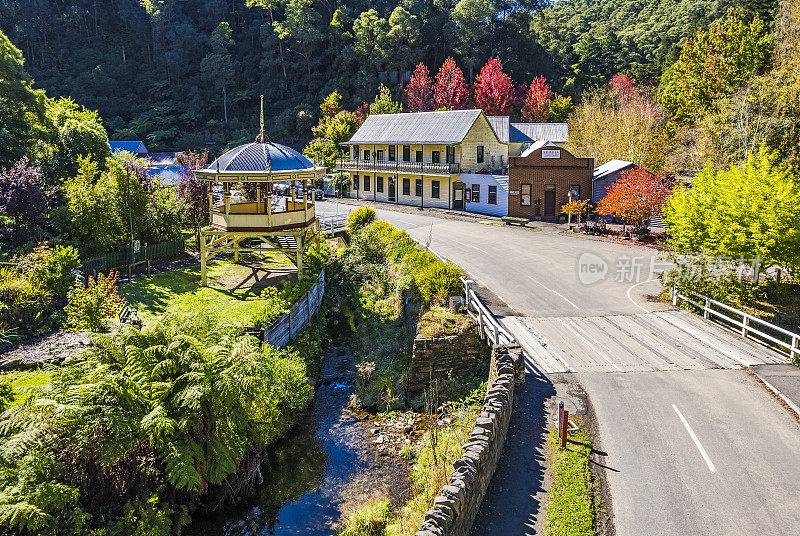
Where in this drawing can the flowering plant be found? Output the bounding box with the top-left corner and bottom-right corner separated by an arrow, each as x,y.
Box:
66,270 -> 126,332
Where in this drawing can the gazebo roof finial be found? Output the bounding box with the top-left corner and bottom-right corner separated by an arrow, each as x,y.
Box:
255,94 -> 269,143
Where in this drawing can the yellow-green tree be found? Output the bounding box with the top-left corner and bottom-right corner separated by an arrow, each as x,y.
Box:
663,147 -> 800,272
659,9 -> 772,124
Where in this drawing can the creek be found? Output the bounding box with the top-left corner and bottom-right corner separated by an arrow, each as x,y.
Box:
185,346 -> 407,535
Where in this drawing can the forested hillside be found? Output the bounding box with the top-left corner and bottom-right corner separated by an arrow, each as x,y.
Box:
0,0 -> 770,154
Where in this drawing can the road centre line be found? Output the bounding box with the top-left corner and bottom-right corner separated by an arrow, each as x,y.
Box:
530,278 -> 581,311
671,404 -> 717,473
453,240 -> 489,255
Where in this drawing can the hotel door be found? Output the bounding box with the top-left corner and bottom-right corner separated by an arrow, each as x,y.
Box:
544,185 -> 556,219
453,182 -> 465,210
388,178 -> 396,202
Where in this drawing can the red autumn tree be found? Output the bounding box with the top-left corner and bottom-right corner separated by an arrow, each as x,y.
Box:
474,57 -> 515,116
405,63 -> 436,112
521,76 -> 554,122
597,167 -> 673,232
609,74 -> 637,101
354,102 -> 370,125
434,57 -> 470,110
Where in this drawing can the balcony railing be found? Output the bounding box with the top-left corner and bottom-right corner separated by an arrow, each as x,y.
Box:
336,159 -> 461,174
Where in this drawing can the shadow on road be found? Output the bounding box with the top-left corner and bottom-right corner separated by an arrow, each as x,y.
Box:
469,367 -> 556,536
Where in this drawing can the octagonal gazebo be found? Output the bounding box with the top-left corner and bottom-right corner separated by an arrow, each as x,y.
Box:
195,107 -> 325,286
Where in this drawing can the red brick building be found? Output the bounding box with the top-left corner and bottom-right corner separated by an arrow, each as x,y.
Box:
507,146 -> 594,221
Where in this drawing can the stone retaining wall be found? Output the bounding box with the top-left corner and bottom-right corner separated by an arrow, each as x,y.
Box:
407,328 -> 491,394
414,344 -> 524,536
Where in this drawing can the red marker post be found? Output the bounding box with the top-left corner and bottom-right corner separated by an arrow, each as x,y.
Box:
561,410 -> 569,448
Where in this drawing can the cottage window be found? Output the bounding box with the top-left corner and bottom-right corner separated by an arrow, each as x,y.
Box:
377,176 -> 384,192
377,150 -> 384,161
477,146 -> 484,164
472,184 -> 480,202
353,175 -> 359,190
446,146 -> 455,164
415,179 -> 423,197
521,184 -> 531,206
432,151 -> 440,163
488,185 -> 497,204
402,178 -> 410,196
364,176 -> 371,191
353,145 -> 359,159
432,180 -> 440,198
389,146 -> 396,162
416,150 -> 423,162
403,146 -> 411,162
364,150 -> 370,160
569,184 -> 581,199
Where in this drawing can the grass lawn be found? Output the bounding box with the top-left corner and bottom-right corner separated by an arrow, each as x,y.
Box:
2,370 -> 52,407
545,425 -> 597,536
120,256 -> 295,326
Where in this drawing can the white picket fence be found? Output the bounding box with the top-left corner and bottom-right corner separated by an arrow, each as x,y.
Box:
264,270 -> 325,348
672,287 -> 799,361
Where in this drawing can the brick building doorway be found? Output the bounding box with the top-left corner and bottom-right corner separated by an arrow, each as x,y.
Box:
544,185 -> 556,219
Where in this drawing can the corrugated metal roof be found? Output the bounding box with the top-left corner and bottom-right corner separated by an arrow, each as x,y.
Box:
509,123 -> 568,143
487,116 -> 510,143
148,152 -> 180,166
345,109 -> 483,145
593,159 -> 635,180
110,141 -> 148,154
520,140 -> 556,157
207,142 -> 314,172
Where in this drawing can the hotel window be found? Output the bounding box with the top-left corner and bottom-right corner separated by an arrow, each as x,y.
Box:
431,180 -> 440,198
377,176 -> 384,192
472,184 -> 480,202
403,145 -> 411,162
364,175 -> 371,191
446,146 -> 455,164
353,145 -> 359,159
431,151 -> 440,163
416,150 -> 423,162
521,184 -> 531,206
402,178 -> 410,196
488,185 -> 497,204
377,150 -> 384,161
353,175 -> 359,190
415,179 -> 423,197
477,146 -> 484,164
389,146 -> 396,161
364,149 -> 370,160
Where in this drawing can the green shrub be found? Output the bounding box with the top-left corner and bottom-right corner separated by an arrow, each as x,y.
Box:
0,266 -> 52,331
16,242 -> 82,298
339,498 -> 393,536
65,270 -> 125,332
415,261 -> 463,304
659,253 -> 760,306
346,206 -> 376,235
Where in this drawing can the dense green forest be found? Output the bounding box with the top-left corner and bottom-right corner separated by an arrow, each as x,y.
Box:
0,0 -> 776,154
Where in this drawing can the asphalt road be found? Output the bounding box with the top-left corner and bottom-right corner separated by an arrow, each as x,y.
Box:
317,200 -> 800,536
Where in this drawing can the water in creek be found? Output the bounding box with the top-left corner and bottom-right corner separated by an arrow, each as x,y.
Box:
185,346 -> 407,536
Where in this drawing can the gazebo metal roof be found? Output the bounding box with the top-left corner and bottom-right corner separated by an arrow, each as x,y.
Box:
196,141 -> 324,182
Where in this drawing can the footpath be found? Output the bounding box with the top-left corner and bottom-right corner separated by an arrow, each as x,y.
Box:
749,363 -> 800,417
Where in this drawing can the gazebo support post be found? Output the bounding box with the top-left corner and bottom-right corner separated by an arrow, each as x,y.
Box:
296,234 -> 304,277
200,232 -> 207,287
234,237 -> 240,263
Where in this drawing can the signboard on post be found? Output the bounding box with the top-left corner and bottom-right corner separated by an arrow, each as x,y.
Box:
542,149 -> 561,159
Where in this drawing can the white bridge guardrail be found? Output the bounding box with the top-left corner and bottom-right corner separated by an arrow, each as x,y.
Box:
672,287 -> 799,361
319,213 -> 347,234
463,278 -> 515,347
